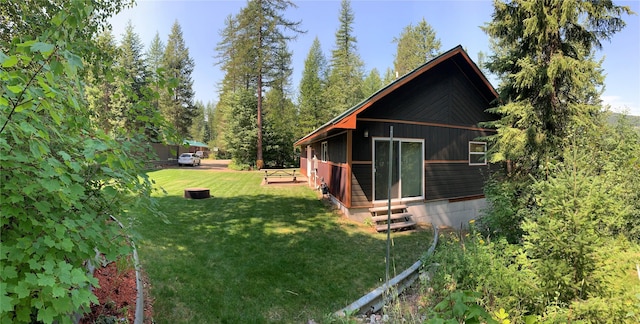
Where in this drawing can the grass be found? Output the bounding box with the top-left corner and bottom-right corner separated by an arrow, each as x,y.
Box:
133,168 -> 433,323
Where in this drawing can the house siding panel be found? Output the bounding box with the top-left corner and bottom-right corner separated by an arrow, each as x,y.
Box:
359,60 -> 495,128
351,164 -> 372,206
425,163 -> 492,200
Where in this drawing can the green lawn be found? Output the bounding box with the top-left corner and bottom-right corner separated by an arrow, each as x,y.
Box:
134,169 -> 432,323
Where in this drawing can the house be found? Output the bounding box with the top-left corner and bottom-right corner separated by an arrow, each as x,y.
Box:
294,45 -> 499,229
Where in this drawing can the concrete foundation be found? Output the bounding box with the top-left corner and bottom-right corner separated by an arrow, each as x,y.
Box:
337,198 -> 486,230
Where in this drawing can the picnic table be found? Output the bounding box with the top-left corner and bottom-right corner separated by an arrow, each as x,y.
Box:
263,169 -> 297,184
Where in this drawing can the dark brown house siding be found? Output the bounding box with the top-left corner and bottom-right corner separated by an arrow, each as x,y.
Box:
352,163 -> 373,207
425,163 -> 492,200
358,59 -> 495,126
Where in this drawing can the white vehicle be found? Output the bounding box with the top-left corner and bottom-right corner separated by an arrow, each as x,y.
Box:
178,153 -> 201,166
194,150 -> 204,158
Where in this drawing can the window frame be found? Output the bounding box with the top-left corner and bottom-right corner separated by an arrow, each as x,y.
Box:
468,141 -> 487,166
320,141 -> 328,162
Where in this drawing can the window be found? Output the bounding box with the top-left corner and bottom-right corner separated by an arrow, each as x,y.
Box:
321,141 -> 328,162
469,141 -> 487,165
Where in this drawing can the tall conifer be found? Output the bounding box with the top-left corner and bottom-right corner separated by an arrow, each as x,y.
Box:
298,37 -> 328,138
326,0 -> 364,116
161,20 -> 196,138
393,18 -> 441,76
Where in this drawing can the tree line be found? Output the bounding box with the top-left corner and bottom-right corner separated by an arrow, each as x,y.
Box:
212,0 -> 443,168
82,0 -> 444,168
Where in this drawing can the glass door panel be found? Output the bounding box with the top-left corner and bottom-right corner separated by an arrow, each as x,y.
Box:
374,140 -> 399,200
401,141 -> 423,198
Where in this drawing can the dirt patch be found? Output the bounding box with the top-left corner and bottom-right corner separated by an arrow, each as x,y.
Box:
81,261 -> 153,324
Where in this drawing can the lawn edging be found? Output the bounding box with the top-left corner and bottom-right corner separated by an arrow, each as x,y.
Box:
334,224 -> 440,316
110,215 -> 145,324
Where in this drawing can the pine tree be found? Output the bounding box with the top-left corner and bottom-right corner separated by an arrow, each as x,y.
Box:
216,0 -> 302,168
224,90 -> 258,166
480,0 -> 635,308
161,20 -> 197,138
297,37 -> 328,138
116,20 -> 154,136
362,68 -> 383,97
383,67 -> 396,85
326,0 -> 365,117
146,32 -> 165,107
483,0 -> 631,175
189,101 -> 206,142
263,38 -> 297,166
393,18 -> 441,76
85,30 -> 121,134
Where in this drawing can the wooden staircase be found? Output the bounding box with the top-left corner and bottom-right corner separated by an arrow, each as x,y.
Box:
369,204 -> 416,232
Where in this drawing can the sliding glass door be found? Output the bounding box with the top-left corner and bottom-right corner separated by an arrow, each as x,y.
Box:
373,138 -> 424,201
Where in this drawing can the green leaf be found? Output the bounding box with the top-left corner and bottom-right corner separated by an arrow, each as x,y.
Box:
51,286 -> 66,298
7,85 -> 22,94
0,284 -> 14,313
13,282 -> 31,299
37,305 -> 56,324
0,265 -> 17,279
31,42 -> 55,55
62,51 -> 83,76
37,273 -> 56,287
1,55 -> 18,68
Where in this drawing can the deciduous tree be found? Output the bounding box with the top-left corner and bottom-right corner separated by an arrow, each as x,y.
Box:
1,1 -> 165,322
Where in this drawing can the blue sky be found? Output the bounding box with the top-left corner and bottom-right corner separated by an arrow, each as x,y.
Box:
109,0 -> 640,116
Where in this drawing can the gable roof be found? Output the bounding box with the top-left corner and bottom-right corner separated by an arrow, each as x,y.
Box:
294,45 -> 498,147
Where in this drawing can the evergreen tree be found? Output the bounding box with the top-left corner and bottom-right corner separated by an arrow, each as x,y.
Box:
216,0 -> 302,168
116,20 -> 154,136
362,68 -> 383,97
211,94 -> 232,158
383,66 -> 396,85
189,101 -> 206,142
480,0 -> 635,309
161,20 -> 197,138
483,0 -> 631,175
326,0 -> 365,117
297,37 -> 329,138
263,38 -> 297,166
215,14 -> 254,92
203,101 -> 215,144
224,90 -> 258,166
85,30 -> 121,134
146,31 -> 165,113
393,18 -> 441,76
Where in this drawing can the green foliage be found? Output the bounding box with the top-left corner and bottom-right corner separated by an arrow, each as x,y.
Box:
425,230 -> 537,320
479,175 -> 529,243
1,2 -> 163,322
362,68 -> 383,98
393,17 -> 441,76
224,90 -> 258,166
424,228 -> 640,323
326,0 -> 365,116
160,20 -> 197,138
482,0 -> 633,174
297,37 -> 329,138
426,290 -> 497,324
